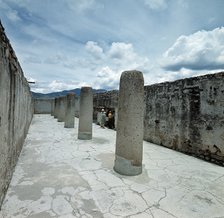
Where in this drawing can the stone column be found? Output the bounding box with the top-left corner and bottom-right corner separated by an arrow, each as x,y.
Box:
64,93 -> 75,128
57,97 -> 62,121
54,98 -> 58,118
57,96 -> 66,122
51,99 -> 55,116
74,96 -> 80,118
114,70 -> 144,176
114,107 -> 118,129
78,87 -> 93,140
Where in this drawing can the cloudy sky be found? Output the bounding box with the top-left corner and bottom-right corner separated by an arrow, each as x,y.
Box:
0,0 -> 224,93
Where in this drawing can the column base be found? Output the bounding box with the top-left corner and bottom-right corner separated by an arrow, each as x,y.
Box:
114,154 -> 142,176
78,132 -> 92,140
64,122 -> 74,128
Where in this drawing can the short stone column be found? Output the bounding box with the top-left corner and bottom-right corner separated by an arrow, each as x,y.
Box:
57,96 -> 66,122
51,99 -> 55,116
64,93 -> 75,128
114,70 -> 144,176
54,98 -> 58,118
78,87 -> 93,140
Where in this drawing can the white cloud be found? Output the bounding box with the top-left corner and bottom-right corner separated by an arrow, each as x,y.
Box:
48,80 -> 82,92
6,10 -> 21,22
85,41 -> 104,59
86,41 -> 151,90
31,80 -> 90,93
108,42 -> 134,59
0,1 -> 22,23
31,88 -> 45,93
93,66 -> 120,90
144,0 -> 167,10
44,54 -> 66,65
107,42 -> 150,71
161,27 -> 224,71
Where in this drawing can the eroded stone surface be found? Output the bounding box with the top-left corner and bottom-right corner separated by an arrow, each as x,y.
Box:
0,115 -> 224,218
78,87 -> 93,140
0,21 -> 33,208
64,93 -> 75,128
114,70 -> 144,176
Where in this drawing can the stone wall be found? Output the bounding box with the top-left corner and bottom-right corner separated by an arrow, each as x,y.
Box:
93,90 -> 118,109
93,90 -> 118,121
34,96 -> 80,116
34,98 -> 53,114
93,72 -> 224,165
0,21 -> 33,208
144,72 -> 224,165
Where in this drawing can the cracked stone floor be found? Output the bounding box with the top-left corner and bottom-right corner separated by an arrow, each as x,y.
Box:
0,114 -> 224,218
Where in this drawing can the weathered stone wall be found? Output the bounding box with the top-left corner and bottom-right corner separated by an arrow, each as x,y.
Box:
144,72 -> 224,165
34,96 -> 80,116
93,90 -> 118,121
93,72 -> 224,165
93,90 -> 118,109
0,21 -> 33,208
34,98 -> 53,114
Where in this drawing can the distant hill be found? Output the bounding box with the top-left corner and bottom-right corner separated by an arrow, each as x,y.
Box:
31,88 -> 106,99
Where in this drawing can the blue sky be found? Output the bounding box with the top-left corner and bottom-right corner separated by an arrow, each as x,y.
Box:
0,0 -> 224,93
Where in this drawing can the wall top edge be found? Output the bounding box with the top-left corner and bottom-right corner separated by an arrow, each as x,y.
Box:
145,71 -> 224,89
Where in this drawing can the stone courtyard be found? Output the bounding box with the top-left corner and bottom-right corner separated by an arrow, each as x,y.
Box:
0,114 -> 224,218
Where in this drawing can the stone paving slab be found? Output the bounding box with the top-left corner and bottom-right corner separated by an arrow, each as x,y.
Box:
0,114 -> 224,218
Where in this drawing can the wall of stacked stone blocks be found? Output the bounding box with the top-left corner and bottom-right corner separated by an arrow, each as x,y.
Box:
0,22 -> 33,207
93,72 -> 224,166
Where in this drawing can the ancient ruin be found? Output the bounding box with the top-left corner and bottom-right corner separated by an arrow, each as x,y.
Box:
1,20 -> 224,217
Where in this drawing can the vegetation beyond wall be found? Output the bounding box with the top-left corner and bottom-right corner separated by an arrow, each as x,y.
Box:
93,72 -> 224,166
0,22 -> 33,208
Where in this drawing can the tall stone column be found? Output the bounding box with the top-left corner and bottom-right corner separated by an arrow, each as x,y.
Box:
114,70 -> 144,176
74,96 -> 80,118
54,98 -> 58,118
57,96 -> 66,122
114,107 -> 118,129
51,99 -> 55,116
64,93 -> 75,128
78,87 -> 93,140
57,97 -> 62,121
